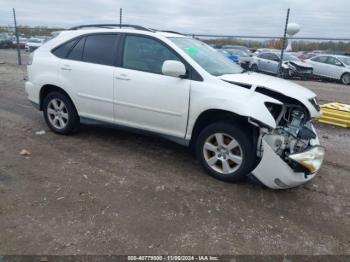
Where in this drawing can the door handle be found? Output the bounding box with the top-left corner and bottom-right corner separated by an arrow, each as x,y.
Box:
60,65 -> 72,71
115,74 -> 130,81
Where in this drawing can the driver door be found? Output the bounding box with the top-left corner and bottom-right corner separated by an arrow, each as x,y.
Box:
113,35 -> 191,138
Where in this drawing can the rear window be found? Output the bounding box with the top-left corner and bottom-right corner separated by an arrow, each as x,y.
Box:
52,39 -> 78,58
83,34 -> 118,66
67,37 -> 85,61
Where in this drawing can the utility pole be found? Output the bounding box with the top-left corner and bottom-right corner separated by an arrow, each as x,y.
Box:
13,8 -> 21,65
277,8 -> 290,77
119,8 -> 122,28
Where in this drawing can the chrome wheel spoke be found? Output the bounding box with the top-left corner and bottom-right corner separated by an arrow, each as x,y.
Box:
58,118 -> 65,127
207,156 -> 218,166
215,133 -> 224,146
52,99 -> 59,110
61,112 -> 69,120
228,153 -> 242,165
204,142 -> 217,152
47,108 -> 56,116
227,139 -> 239,150
222,160 -> 231,173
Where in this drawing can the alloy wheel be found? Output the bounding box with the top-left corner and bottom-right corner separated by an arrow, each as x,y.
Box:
47,98 -> 69,129
203,133 -> 243,174
342,74 -> 350,85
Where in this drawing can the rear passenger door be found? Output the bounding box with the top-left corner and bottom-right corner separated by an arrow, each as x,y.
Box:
309,56 -> 328,77
57,34 -> 119,123
257,53 -> 269,73
267,53 -> 279,74
325,57 -> 344,79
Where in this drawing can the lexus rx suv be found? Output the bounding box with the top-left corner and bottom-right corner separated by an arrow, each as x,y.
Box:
25,24 -> 325,189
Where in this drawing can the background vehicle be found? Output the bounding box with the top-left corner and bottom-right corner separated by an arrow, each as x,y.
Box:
25,37 -> 46,52
306,55 -> 350,85
25,24 -> 324,189
250,51 -> 313,79
298,52 -> 320,62
0,33 -> 13,48
222,45 -> 252,55
216,49 -> 239,63
223,48 -> 252,70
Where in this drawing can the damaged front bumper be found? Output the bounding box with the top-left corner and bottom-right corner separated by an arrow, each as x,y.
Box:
251,130 -> 324,189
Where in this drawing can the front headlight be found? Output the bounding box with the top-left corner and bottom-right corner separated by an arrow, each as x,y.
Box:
288,146 -> 325,173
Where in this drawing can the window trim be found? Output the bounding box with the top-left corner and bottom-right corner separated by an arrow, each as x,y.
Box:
326,56 -> 344,67
51,33 -> 121,67
312,56 -> 328,63
119,33 -> 203,81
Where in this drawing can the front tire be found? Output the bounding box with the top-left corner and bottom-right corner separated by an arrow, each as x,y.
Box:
341,73 -> 350,85
43,91 -> 80,134
196,122 -> 257,182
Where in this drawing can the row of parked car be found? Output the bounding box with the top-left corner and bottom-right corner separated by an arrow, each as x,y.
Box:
0,33 -> 48,52
216,45 -> 350,85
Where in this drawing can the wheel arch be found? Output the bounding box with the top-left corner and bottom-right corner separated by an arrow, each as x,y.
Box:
188,109 -> 259,151
39,84 -> 77,111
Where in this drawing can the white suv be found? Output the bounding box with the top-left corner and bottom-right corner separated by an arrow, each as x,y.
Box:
25,24 -> 325,189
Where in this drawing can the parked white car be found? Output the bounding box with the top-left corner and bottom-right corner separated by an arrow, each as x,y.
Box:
25,24 -> 324,189
25,37 -> 46,52
306,55 -> 350,85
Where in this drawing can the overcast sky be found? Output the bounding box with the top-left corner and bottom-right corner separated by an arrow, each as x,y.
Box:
1,0 -> 349,37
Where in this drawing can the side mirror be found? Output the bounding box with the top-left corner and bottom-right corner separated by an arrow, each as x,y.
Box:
162,60 -> 187,78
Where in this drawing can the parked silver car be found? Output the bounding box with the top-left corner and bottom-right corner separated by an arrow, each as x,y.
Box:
306,55 -> 350,85
224,48 -> 252,70
250,52 -> 313,79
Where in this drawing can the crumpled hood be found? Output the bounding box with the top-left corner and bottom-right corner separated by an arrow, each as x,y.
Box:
219,72 -> 316,99
219,72 -> 320,117
287,60 -> 313,69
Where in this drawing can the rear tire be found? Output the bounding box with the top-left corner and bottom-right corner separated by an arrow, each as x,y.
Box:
341,73 -> 350,85
43,91 -> 80,134
196,122 -> 257,182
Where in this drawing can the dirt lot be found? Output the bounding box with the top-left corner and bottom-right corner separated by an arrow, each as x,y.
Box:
0,50 -> 350,255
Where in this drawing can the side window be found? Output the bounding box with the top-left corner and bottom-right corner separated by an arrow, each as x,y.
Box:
312,56 -> 328,63
83,34 -> 118,66
67,37 -> 85,61
52,39 -> 77,58
327,57 -> 343,66
258,53 -> 267,59
269,54 -> 279,61
123,35 -> 180,74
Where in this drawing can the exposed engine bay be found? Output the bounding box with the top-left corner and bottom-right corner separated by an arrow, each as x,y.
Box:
257,101 -> 318,174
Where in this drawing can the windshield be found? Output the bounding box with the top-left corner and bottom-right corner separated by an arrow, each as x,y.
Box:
278,53 -> 299,62
338,56 -> 350,66
169,37 -> 244,76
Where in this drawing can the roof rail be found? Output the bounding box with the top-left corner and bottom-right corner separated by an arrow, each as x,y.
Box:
68,24 -> 154,32
154,30 -> 183,35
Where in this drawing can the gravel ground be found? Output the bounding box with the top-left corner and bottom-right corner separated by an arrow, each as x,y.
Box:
0,50 -> 350,255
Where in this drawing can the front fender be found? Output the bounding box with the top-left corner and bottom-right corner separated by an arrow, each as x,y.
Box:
186,87 -> 282,140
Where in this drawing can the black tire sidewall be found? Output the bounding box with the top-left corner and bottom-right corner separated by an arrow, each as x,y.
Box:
196,122 -> 257,182
341,73 -> 350,85
251,64 -> 259,72
43,91 -> 79,134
